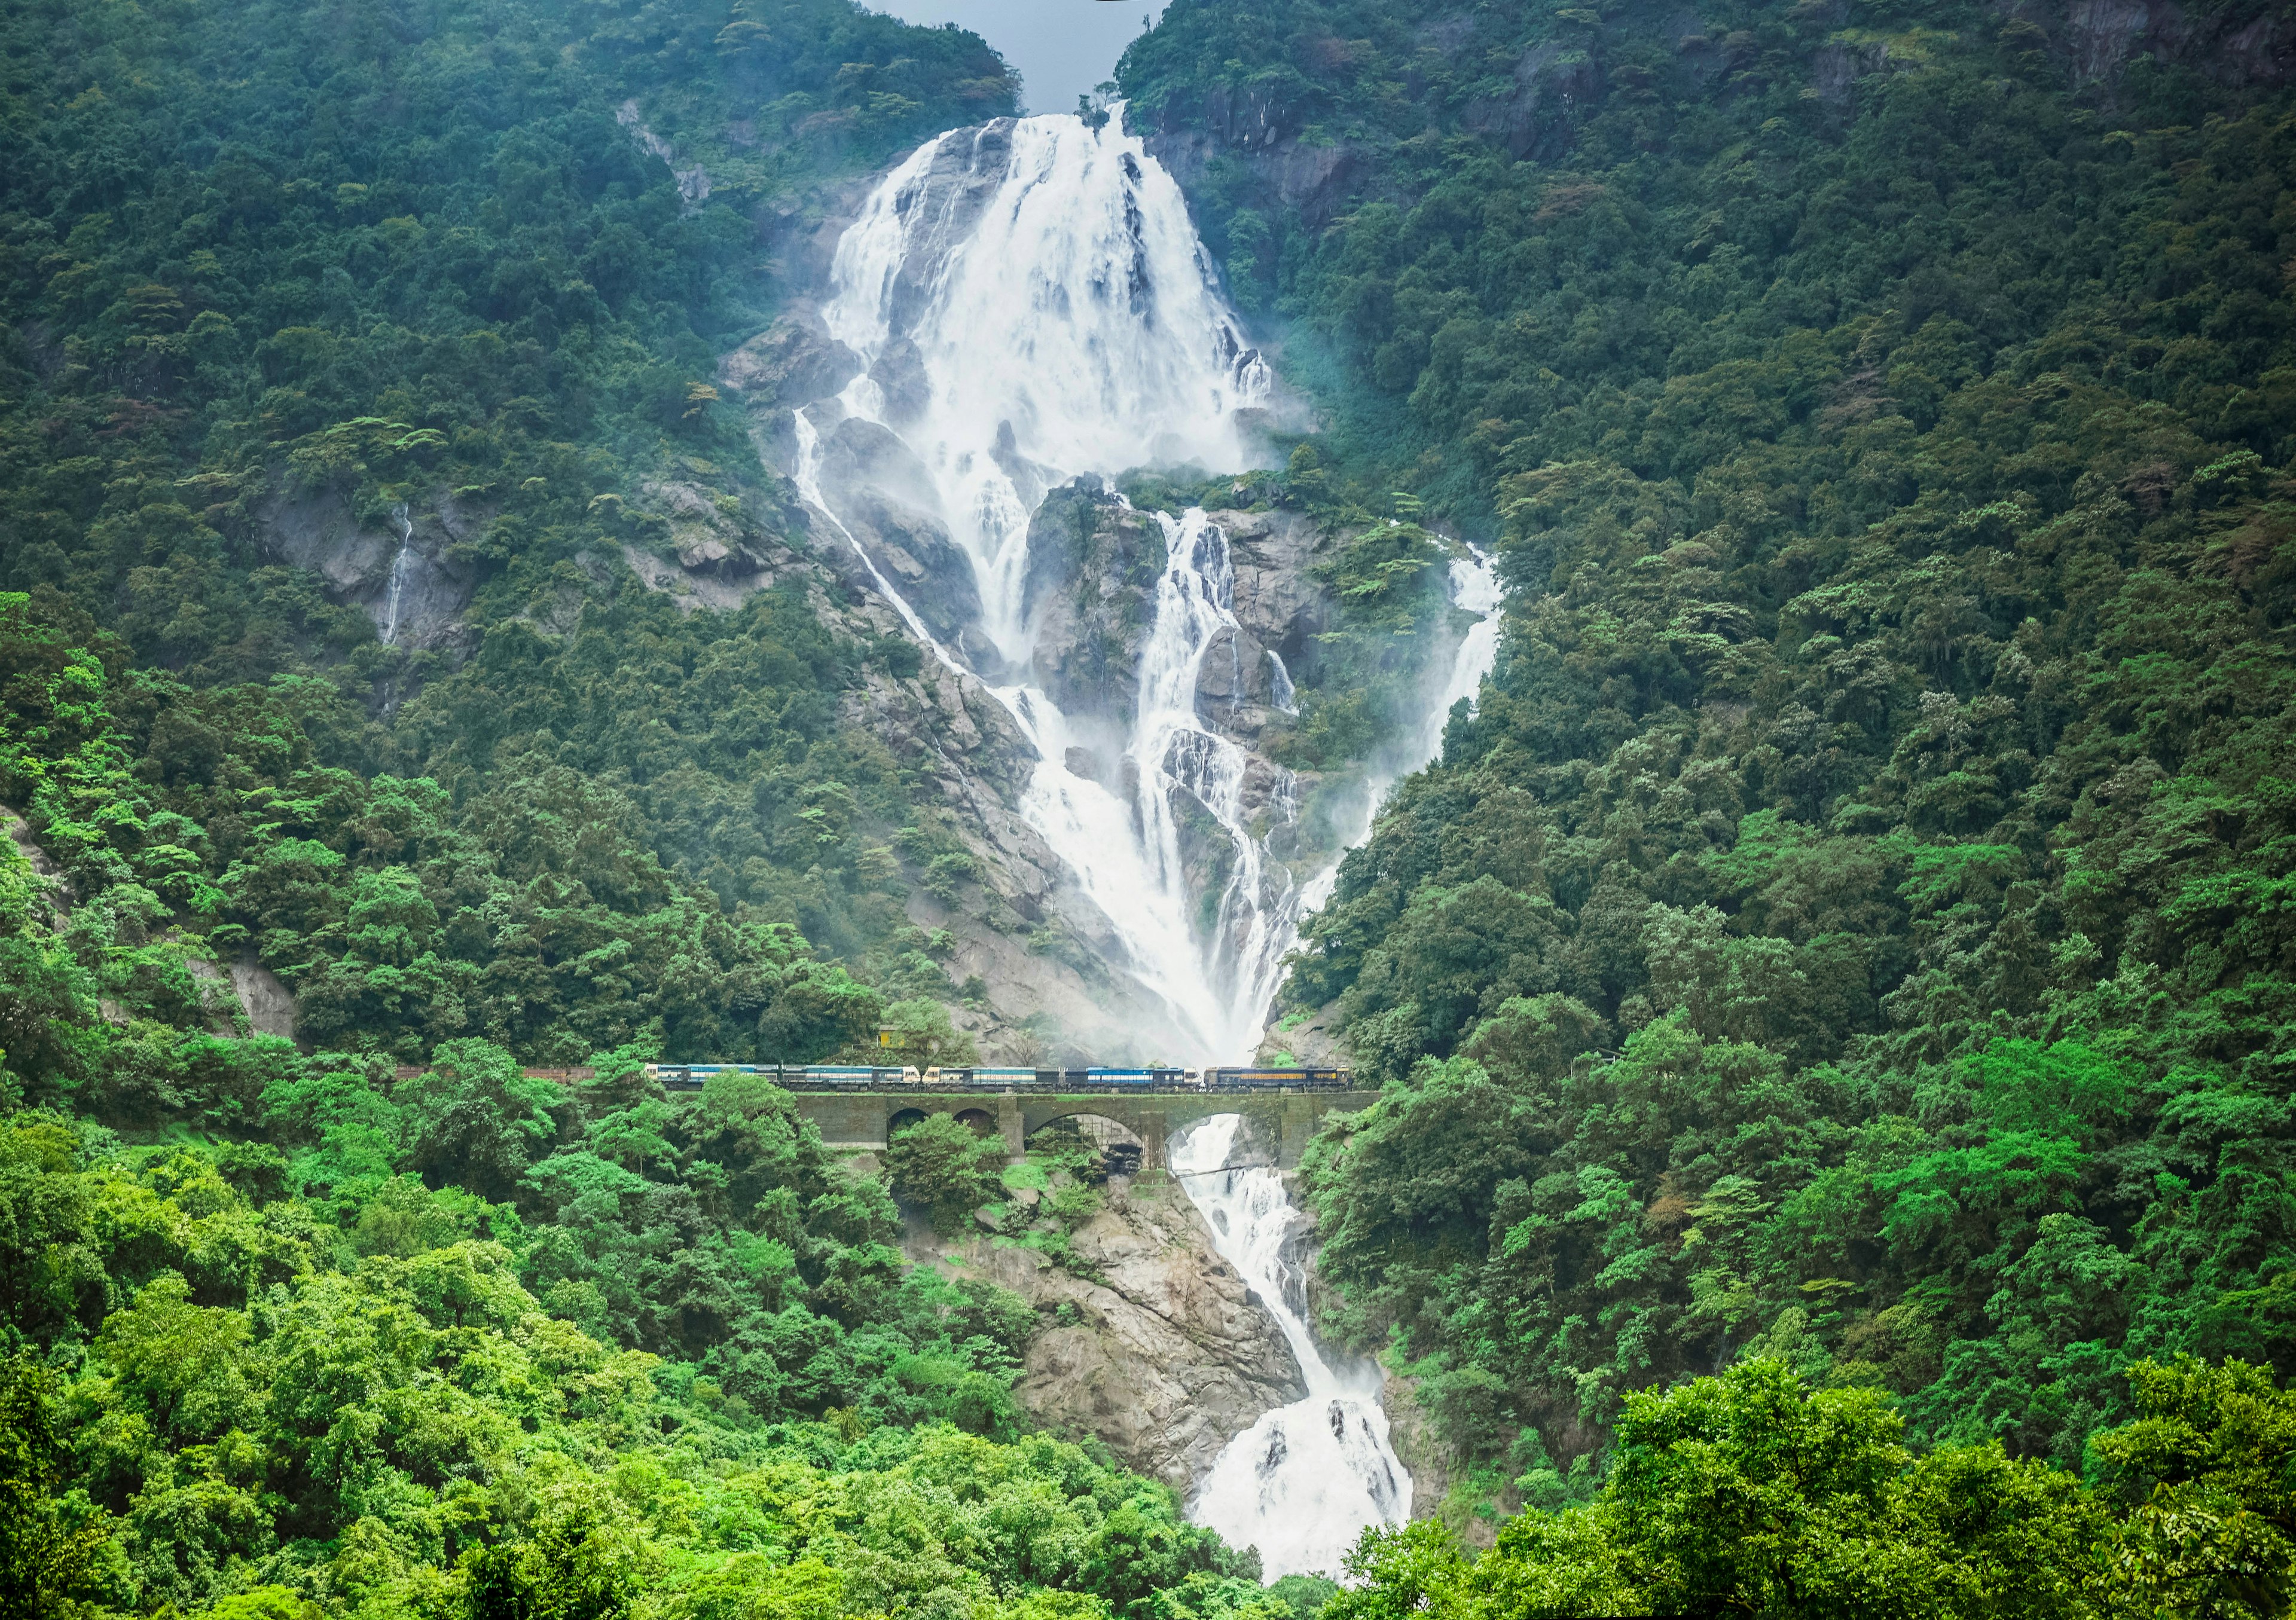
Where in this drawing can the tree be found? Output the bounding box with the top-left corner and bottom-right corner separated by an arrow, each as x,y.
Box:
398,1039 -> 564,1199
883,1114 -> 1007,1235
872,998 -> 980,1070
1602,1359 -> 1929,1615
461,1483 -> 662,1620
0,1355 -> 119,1617
2092,1357 -> 2296,1619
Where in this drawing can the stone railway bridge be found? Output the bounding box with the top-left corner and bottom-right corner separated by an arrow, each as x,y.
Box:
792,1089 -> 1381,1170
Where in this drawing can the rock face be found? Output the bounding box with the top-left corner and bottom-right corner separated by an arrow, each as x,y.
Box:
1023,479 -> 1165,723
2,805 -> 71,917
1997,0 -> 2296,88
1024,481 -> 1333,754
719,312 -> 862,412
257,487 -> 482,653
920,1173 -> 1305,1493
229,959 -> 298,1040
1141,88 -> 1372,230
814,418 -> 984,646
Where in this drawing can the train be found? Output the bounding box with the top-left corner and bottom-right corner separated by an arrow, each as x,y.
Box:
643,1063 -> 1351,1093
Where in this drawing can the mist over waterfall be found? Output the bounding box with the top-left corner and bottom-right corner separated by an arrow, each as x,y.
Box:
793,109 -> 1501,1060
1171,1116 -> 1410,1576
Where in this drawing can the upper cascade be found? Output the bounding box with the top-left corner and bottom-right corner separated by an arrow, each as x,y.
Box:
785,108 -> 1501,1071
819,111 -> 1274,659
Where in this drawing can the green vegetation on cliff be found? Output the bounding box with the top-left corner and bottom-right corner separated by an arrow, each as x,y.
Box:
0,0 -> 1015,1039
1122,0 -> 2296,1524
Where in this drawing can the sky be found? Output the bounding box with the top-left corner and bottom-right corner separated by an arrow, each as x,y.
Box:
865,0 -> 1169,114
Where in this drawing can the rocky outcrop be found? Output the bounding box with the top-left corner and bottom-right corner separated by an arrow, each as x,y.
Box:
257,487 -> 482,653
718,311 -> 866,473
1024,479 -> 1165,725
1256,999 -> 1351,1068
1025,484 -> 1333,756
1145,124 -> 1370,233
1196,506 -> 1330,747
920,1172 -> 1304,1493
616,100 -> 711,209
1993,0 -> 2296,88
2,805 -> 71,918
229,958 -> 298,1040
719,312 -> 862,412
813,419 -> 984,647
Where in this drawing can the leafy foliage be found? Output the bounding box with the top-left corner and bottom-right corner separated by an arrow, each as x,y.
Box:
1327,1356 -> 2296,1620
1122,0 -> 2296,1501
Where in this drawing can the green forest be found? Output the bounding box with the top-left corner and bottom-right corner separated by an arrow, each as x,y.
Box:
5,0 -> 2296,1609
1,0 -> 1012,1059
1120,0 -> 2296,1602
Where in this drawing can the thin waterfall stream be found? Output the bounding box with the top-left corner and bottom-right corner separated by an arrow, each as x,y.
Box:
380,502 -> 415,647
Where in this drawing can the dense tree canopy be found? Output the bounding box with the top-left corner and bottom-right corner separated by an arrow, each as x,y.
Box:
1119,0 -> 2296,1532
5,0 -> 2296,1606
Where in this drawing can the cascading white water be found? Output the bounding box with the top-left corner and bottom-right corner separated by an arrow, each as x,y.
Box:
1296,542 -> 1503,914
380,502 -> 415,646
822,113 -> 1269,656
1265,650 -> 1299,715
1171,1115 -> 1410,1576
798,109 -> 1502,1058
1416,545 -> 1503,760
1126,509 -> 1301,1057
803,109 -> 1288,1057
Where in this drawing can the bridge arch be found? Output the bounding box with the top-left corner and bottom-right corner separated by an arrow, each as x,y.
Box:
1028,1112 -> 1145,1177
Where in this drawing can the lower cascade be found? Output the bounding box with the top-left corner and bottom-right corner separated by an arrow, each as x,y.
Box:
1170,1115 -> 1410,1577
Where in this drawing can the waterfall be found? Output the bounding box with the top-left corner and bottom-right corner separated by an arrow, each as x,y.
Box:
1265,650 -> 1299,714
1297,544 -> 1502,914
819,112 -> 1269,658
1417,545 -> 1503,761
1170,1115 -> 1410,1577
380,502 -> 415,647
797,109 -> 1502,1060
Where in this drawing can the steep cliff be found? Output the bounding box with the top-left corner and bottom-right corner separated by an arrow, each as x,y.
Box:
257,487 -> 486,655
905,1171 -> 1306,1493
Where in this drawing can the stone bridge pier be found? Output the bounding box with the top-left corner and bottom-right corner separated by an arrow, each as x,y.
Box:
792,1090 -> 1381,1170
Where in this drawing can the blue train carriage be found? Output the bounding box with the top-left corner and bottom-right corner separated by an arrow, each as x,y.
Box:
648,1062 -> 786,1092
1079,1066 -> 1191,1090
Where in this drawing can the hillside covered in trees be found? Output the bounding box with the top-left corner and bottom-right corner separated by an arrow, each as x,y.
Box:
1118,0 -> 2296,1548
0,0 -> 1017,1057
5,0 -> 2296,1612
